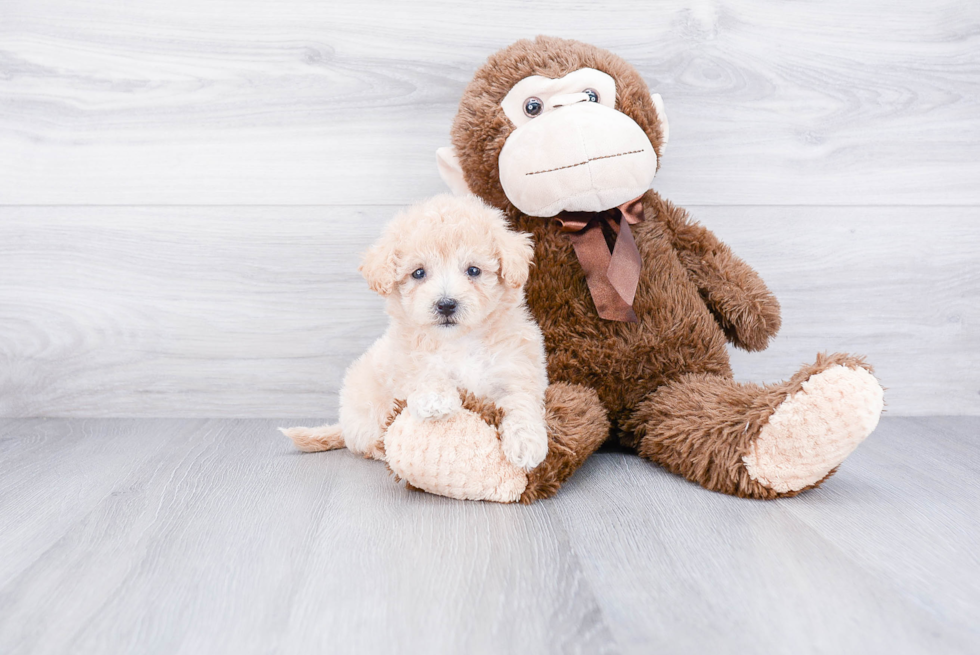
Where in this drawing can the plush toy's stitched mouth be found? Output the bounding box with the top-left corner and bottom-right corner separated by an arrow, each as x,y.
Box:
525,149 -> 645,176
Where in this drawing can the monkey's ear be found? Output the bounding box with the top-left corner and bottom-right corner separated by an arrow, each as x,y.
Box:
650,93 -> 669,151
495,228 -> 534,290
436,147 -> 473,196
358,234 -> 399,296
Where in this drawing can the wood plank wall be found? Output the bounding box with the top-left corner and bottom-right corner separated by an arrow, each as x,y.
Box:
1,0 -> 978,416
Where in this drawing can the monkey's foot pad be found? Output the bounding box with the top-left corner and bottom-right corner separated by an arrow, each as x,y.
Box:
743,365 -> 884,493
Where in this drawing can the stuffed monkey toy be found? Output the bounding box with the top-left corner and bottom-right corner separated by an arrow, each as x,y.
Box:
429,36 -> 885,500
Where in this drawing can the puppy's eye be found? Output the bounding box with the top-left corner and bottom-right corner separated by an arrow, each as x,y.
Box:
411,268 -> 426,280
584,88 -> 599,103
466,266 -> 481,278
523,97 -> 543,117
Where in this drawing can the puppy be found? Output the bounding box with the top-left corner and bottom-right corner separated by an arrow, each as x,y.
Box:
281,194 -> 549,471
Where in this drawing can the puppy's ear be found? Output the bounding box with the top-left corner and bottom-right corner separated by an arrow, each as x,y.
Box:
495,226 -> 534,290
359,232 -> 399,296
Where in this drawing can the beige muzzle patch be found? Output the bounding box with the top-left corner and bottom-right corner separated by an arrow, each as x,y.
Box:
498,102 -> 658,217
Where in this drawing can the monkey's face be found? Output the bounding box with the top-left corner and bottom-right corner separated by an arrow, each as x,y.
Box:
439,37 -> 669,218
497,68 -> 658,217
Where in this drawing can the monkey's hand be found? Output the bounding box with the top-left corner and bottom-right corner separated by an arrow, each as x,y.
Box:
653,195 -> 781,351
694,256 -> 782,351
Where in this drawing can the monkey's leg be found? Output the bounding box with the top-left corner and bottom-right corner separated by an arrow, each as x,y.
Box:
622,353 -> 884,499
520,382 -> 611,503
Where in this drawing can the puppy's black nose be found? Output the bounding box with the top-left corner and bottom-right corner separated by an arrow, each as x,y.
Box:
436,298 -> 458,316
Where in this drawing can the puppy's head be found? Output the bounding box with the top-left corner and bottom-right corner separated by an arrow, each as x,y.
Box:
360,194 -> 533,333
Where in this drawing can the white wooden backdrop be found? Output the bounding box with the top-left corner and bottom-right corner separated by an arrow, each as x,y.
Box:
1,0 -> 978,417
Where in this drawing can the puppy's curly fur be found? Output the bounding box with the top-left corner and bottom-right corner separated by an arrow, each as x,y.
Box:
282,194 -> 551,472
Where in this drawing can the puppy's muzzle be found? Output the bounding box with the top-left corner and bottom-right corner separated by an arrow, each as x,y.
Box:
435,297 -> 458,317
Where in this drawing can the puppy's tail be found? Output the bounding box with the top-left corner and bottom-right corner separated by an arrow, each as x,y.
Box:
279,424 -> 345,452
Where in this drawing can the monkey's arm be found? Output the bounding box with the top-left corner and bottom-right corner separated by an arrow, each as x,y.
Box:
650,197 -> 781,351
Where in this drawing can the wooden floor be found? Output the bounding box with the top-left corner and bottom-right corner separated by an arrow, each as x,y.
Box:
1,417 -> 977,654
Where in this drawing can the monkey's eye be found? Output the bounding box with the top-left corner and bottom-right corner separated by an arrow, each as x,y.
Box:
412,268 -> 426,280
523,97 -> 543,117
466,266 -> 481,278
583,88 -> 599,103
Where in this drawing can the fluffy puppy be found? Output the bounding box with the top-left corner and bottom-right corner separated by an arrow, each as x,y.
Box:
281,194 -> 550,470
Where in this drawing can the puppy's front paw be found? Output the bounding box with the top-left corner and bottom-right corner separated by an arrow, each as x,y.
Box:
407,390 -> 461,420
501,419 -> 549,471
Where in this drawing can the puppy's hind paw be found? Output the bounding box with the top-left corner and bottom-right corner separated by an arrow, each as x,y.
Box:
407,390 -> 462,420
501,419 -> 549,471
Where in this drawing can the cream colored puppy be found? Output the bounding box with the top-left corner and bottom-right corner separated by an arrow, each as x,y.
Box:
282,194 -> 549,471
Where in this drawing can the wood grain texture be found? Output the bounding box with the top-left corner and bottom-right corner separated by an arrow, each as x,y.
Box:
0,418 -> 617,655
0,417 -> 977,654
1,0 -> 978,205
550,416 -> 980,654
0,207 -> 388,417
714,206 -> 980,414
1,205 -> 976,417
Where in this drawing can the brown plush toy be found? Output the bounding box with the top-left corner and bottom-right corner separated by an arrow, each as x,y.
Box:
430,36 -> 885,500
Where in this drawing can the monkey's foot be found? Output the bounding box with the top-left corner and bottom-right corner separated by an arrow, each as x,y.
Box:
743,364 -> 884,494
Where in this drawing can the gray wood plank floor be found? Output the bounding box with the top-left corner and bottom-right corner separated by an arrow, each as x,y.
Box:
1,417 -> 977,655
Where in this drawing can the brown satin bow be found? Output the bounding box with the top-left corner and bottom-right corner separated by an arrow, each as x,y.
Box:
555,196 -> 645,322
